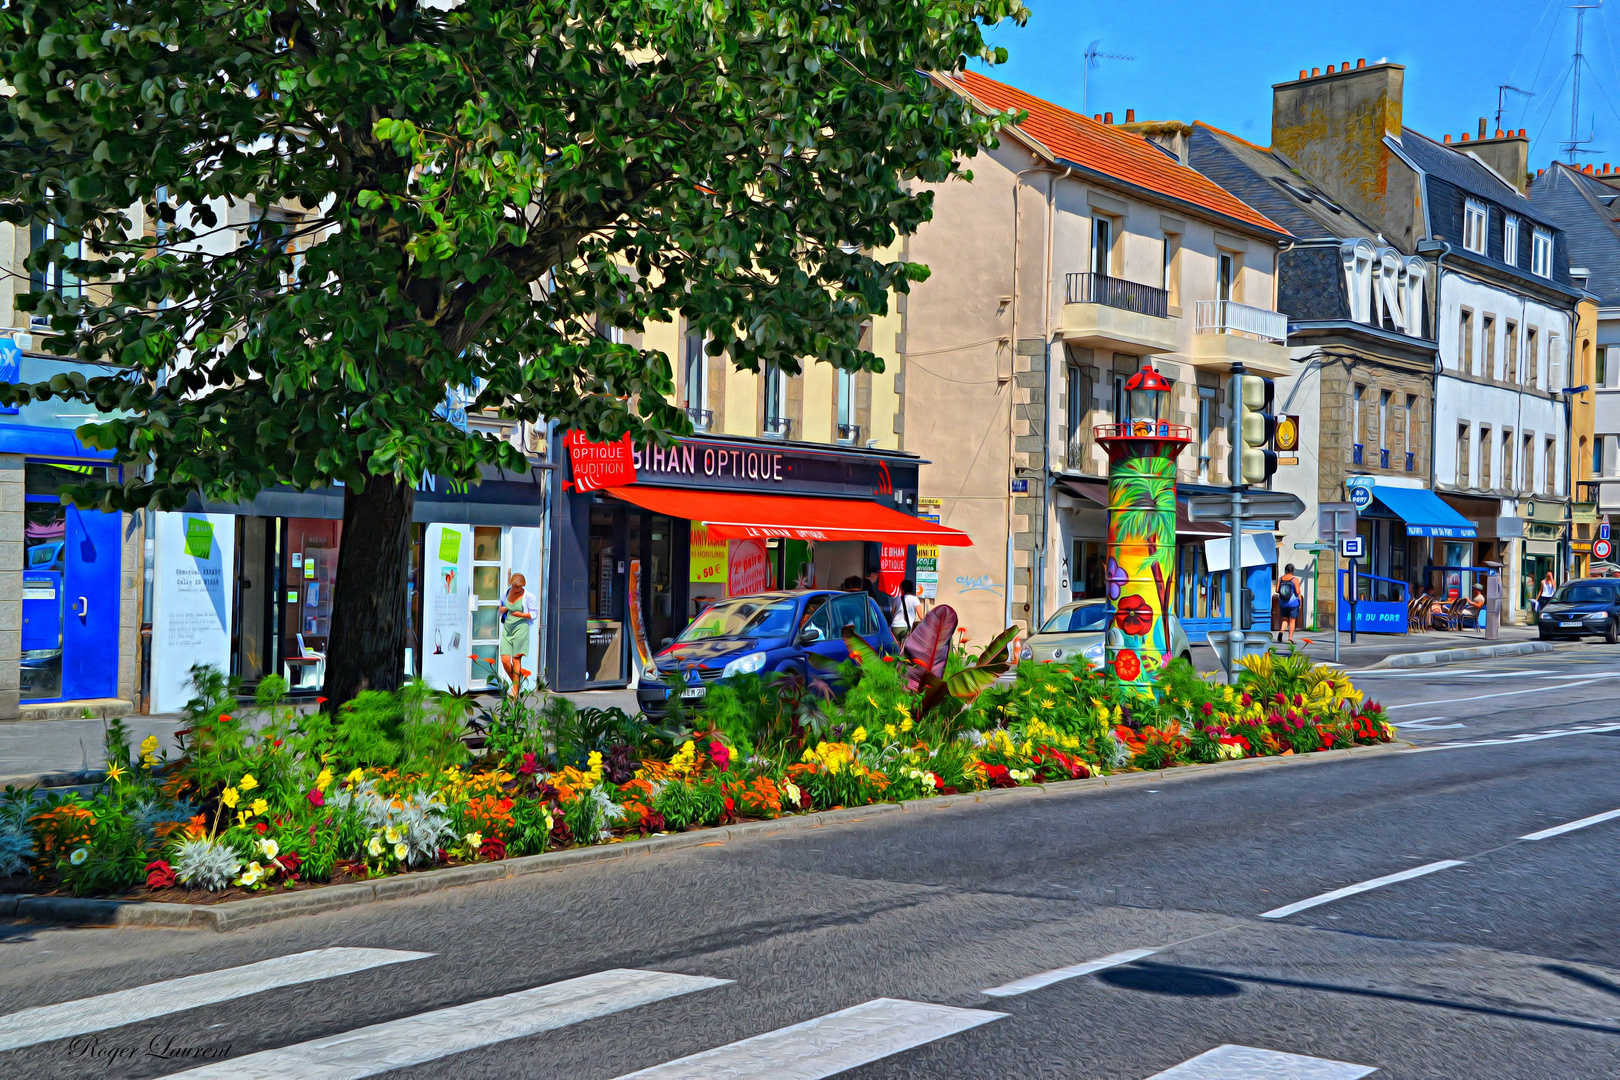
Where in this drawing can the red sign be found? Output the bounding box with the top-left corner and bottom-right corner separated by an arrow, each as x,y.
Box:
878,542 -> 907,597
726,538 -> 774,597
563,431 -> 637,492
1594,537 -> 1613,561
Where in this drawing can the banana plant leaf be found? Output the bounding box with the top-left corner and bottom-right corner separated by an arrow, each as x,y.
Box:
899,604 -> 957,691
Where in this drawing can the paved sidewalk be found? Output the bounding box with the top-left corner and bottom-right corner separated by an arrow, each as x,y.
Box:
1186,622 -> 1569,674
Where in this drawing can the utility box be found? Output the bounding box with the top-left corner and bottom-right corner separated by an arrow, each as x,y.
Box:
1483,561 -> 1502,639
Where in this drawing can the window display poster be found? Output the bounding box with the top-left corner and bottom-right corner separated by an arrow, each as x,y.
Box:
149,511 -> 235,714
726,538 -> 772,597
879,543 -> 907,598
916,498 -> 942,599
506,526 -> 543,687
421,523 -> 472,691
689,523 -> 727,586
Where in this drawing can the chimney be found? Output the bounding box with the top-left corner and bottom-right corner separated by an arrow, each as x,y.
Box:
1311,67 -> 1320,76
1443,134 -> 1452,144
1469,126 -> 1532,194
1116,118 -> 1194,165
1299,70 -> 1308,79
1460,132 -> 1470,141
1495,128 -> 1504,138
1478,117 -> 1488,139
1125,108 -> 1135,123
1273,60 -> 1410,242
1104,111 -> 1114,125
1356,58 -> 1366,69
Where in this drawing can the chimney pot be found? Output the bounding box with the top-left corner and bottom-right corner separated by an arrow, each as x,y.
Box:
1094,114 -> 1102,122
1299,69 -> 1308,79
1495,128 -> 1505,139
1460,132 -> 1470,142
1479,118 -> 1488,138
1326,64 -> 1336,74
1586,164 -> 1595,174
1104,111 -> 1114,125
1125,108 -> 1135,123
1356,58 -> 1366,69
1444,134 -> 1452,144
1342,60 -> 1351,72
1311,67 -> 1320,77
1538,168 -> 1545,176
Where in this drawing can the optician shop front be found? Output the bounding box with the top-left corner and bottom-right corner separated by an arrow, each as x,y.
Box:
545,433 -> 971,692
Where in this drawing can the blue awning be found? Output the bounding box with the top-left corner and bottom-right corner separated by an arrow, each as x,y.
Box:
1368,486 -> 1477,538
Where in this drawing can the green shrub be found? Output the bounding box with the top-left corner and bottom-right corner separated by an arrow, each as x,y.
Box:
334,691 -> 404,768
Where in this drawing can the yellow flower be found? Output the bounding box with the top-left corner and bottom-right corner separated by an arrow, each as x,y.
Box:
104,762 -> 126,784
221,786 -> 240,809
139,734 -> 160,765
237,862 -> 264,887
367,835 -> 383,857
900,717 -> 913,733
465,831 -> 483,848
384,825 -> 402,845
884,724 -> 898,741
238,773 -> 258,792
347,768 -> 365,785
669,741 -> 696,775
250,798 -> 268,817
783,780 -> 802,807
850,726 -> 867,744
316,768 -> 333,791
394,842 -> 408,861
235,810 -> 250,828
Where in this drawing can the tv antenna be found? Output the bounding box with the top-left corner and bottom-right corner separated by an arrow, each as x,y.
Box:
1083,40 -> 1135,114
1496,83 -> 1534,130
1564,2 -> 1603,161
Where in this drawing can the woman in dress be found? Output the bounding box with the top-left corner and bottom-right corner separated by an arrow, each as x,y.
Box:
498,572 -> 536,698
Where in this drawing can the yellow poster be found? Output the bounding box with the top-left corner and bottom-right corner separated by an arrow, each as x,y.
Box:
690,523 -> 728,586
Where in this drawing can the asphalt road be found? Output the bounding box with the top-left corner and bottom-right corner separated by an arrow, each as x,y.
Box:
3,647 -> 1619,1079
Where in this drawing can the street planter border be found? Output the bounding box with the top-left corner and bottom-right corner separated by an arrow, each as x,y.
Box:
2,740 -> 1411,932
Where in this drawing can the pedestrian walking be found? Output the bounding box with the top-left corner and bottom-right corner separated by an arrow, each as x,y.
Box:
498,572 -> 536,698
863,568 -> 896,621
891,579 -> 924,645
1537,570 -> 1557,613
1275,563 -> 1304,644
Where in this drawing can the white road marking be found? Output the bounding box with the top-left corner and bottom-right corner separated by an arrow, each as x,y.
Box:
610,998 -> 1004,1079
1146,1043 -> 1377,1079
1393,717 -> 1467,730
1340,668 -> 1481,677
1456,669 -> 1555,678
1521,807 -> 1620,841
1384,674 -> 1620,710
165,968 -> 729,1079
0,948 -> 431,1053
1407,721 -> 1620,752
982,948 -> 1158,997
1259,861 -> 1466,919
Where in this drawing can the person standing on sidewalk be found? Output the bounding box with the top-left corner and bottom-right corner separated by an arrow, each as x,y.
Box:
891,579 -> 924,645
1276,563 -> 1304,644
1537,570 -> 1557,614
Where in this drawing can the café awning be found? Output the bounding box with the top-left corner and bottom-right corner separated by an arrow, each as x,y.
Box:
1366,485 -> 1478,538
604,486 -> 973,546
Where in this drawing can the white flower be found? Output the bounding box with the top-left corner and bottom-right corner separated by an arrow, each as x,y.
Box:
367,835 -> 384,857
257,838 -> 279,860
69,847 -> 88,866
393,842 -> 408,861
464,831 -> 483,849
783,781 -> 802,807
384,825 -> 402,845
237,861 -> 264,887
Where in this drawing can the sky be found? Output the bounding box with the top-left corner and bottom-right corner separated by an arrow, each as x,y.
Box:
974,0 -> 1620,172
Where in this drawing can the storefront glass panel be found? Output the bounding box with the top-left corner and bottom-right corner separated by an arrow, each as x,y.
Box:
23,463 -> 119,702
282,518 -> 340,691
586,503 -> 625,683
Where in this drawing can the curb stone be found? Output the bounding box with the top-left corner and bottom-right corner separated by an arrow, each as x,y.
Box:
1378,640 -> 1559,669
2,740 -> 1414,932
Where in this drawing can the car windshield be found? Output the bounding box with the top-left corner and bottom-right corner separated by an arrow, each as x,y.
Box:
675,597 -> 799,642
1554,584 -> 1617,604
1040,603 -> 1109,633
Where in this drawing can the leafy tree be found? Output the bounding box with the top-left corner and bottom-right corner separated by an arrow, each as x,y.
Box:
0,0 -> 1025,705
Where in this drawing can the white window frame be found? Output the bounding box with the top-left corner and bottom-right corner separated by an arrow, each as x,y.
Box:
1463,199 -> 1489,255
1532,228 -> 1553,278
682,327 -> 708,429
763,361 -> 789,437
1503,214 -> 1519,267
835,368 -> 857,442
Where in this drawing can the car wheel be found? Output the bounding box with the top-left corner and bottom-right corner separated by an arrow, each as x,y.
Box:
1607,619 -> 1619,645
1180,651 -> 1192,663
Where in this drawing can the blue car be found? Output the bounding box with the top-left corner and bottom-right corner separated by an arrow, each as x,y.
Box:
636,590 -> 897,718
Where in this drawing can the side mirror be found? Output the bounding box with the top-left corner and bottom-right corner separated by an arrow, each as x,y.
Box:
798,625 -> 824,645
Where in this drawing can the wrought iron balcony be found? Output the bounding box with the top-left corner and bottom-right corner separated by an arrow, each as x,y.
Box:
1379,448 -> 1390,469
837,422 -> 861,444
1405,451 -> 1415,473
762,415 -> 793,439
1194,299 -> 1289,343
684,406 -> 713,431
1352,443 -> 1364,465
1065,272 -> 1169,318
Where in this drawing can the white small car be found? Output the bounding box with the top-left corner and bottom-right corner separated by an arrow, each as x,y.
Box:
1018,598 -> 1194,669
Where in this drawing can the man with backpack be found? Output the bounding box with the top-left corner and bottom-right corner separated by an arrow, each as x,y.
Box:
1276,563 -> 1304,645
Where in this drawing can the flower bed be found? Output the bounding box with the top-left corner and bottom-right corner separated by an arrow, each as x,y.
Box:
0,648 -> 1394,902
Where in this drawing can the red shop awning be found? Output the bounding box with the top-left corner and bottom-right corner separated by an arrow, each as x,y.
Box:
603,486 -> 973,546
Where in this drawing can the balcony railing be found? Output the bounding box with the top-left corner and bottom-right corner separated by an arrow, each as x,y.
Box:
1194,300 -> 1288,343
1380,448 -> 1390,469
1064,273 -> 1169,318
763,416 -> 792,439
1352,443 -> 1364,465
684,405 -> 713,431
1066,436 -> 1089,472
837,422 -> 861,444
1405,451 -> 1415,473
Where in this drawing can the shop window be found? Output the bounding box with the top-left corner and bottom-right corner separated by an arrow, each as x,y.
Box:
469,526 -> 504,687
1071,539 -> 1105,600
682,328 -> 710,430
282,518 -> 340,692
586,505 -> 624,682
1463,199 -> 1488,254
836,369 -> 858,443
763,361 -> 790,438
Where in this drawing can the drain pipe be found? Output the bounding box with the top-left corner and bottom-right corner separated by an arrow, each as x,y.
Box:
1036,166 -> 1074,632
1007,164 -> 1046,633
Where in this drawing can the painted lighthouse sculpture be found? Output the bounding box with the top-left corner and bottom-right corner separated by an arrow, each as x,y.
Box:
1094,364 -> 1191,692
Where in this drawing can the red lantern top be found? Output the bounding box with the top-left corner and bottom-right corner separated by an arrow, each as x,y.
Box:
1123,365 -> 1173,394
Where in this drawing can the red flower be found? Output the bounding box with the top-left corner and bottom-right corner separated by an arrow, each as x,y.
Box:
1114,594 -> 1155,637
145,859 -> 176,889
218,714 -> 232,724
518,752 -> 538,776
307,788 -> 325,808
1200,702 -> 1214,717
254,822 -> 268,835
709,739 -> 731,772
316,697 -> 328,704
274,850 -> 302,881
1113,648 -> 1142,681
479,836 -> 507,860
1240,693 -> 1252,707
983,764 -> 1018,789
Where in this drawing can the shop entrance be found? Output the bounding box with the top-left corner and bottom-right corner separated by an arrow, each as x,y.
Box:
22,463 -> 121,703
584,503 -> 678,684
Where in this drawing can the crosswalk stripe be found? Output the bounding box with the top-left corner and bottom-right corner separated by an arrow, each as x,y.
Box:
0,947 -> 431,1053
1258,860 -> 1466,919
1521,807 -> 1620,840
610,997 -> 1004,1079
162,968 -> 728,1079
1146,1044 -> 1377,1079
982,948 -> 1158,997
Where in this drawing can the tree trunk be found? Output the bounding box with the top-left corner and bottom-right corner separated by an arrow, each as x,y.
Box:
325,475 -> 415,710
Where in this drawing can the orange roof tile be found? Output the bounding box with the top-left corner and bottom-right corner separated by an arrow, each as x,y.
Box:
948,70 -> 1287,237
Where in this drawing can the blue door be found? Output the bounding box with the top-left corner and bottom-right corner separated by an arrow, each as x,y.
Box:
61,505 -> 120,700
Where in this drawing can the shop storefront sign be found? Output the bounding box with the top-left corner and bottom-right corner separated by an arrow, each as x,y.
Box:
627,435 -> 903,497
726,538 -> 773,596
915,498 -> 940,601
421,523 -> 472,691
149,511 -> 235,713
563,431 -> 637,492
689,523 -> 727,586
879,542 -> 907,598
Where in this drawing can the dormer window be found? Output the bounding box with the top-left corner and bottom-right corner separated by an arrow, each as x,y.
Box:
1532,228 -> 1553,278
1463,199 -> 1489,255
1503,215 -> 1519,267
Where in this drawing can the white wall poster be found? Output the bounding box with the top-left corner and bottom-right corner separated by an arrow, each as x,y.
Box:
149,511 -> 235,714
506,526 -> 543,688
420,523 -> 472,691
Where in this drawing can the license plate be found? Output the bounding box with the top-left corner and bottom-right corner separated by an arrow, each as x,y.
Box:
681,686 -> 706,699
1560,621 -> 1582,627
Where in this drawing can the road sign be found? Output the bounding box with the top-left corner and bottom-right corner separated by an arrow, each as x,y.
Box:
1595,537 -> 1613,561
1347,485 -> 1372,511
1186,491 -> 1306,522
1340,536 -> 1365,558
1275,415 -> 1300,452
1601,515 -> 1611,541
1318,502 -> 1357,544
1204,630 -> 1272,679
1293,541 -> 1335,552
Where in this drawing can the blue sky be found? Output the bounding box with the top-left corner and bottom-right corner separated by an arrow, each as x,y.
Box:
976,0 -> 1620,172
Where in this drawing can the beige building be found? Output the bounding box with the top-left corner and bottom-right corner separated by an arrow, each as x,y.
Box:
895,71 -> 1291,642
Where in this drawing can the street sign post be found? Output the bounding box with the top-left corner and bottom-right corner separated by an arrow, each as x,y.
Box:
1187,491 -> 1306,522
1595,537 -> 1613,561
1314,504 -> 1357,664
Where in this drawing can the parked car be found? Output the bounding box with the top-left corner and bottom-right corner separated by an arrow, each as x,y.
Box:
636,590 -> 897,719
1536,579 -> 1620,643
1017,598 -> 1194,668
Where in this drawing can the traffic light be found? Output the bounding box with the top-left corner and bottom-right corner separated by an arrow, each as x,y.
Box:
1238,375 -> 1278,485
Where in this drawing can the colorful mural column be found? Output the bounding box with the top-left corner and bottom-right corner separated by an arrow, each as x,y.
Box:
1094,365 -> 1191,693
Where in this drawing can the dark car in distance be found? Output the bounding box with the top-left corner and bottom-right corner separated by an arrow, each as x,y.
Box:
636,590 -> 898,719
1537,578 -> 1620,643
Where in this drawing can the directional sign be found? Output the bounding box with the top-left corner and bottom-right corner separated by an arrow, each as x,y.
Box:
1318,502 -> 1357,545
1186,491 -> 1306,522
1595,537 -> 1613,561
1602,515 -> 1611,542
1340,536 -> 1365,559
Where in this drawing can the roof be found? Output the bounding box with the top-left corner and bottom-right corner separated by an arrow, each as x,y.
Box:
1189,124 -> 1386,243
1398,129 -> 1559,229
1529,163 -> 1620,305
945,70 -> 1287,238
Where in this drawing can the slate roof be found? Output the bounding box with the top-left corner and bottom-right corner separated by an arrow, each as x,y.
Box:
1397,128 -> 1560,231
1529,163 -> 1620,305
944,71 -> 1286,237
1188,124 -> 1386,244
